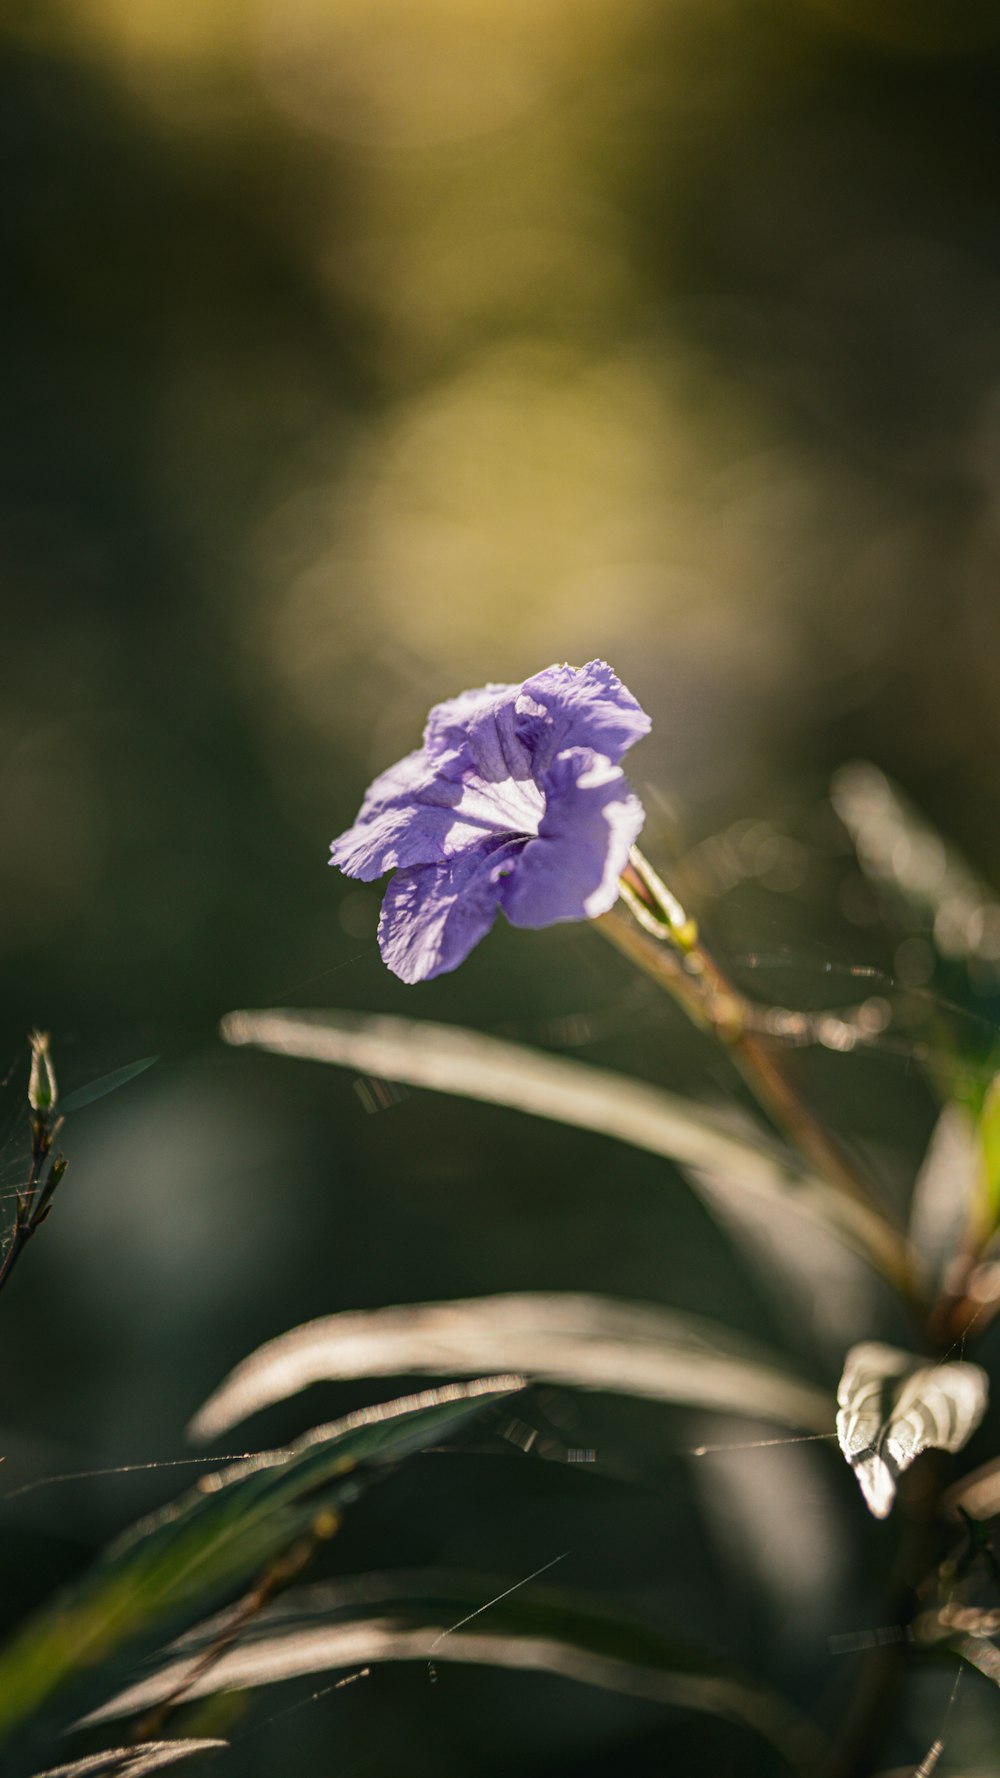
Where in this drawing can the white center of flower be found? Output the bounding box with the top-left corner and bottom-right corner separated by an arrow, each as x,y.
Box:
450,771 -> 546,840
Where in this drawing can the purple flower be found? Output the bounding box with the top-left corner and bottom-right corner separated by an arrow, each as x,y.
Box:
330,660 -> 650,983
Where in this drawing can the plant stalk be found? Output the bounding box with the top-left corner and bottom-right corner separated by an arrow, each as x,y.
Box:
0,1034 -> 67,1302
597,853 -> 920,1305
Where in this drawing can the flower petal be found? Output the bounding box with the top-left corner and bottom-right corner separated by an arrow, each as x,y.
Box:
330,741 -> 546,881
378,838 -> 522,983
515,659 -> 650,770
503,748 -> 645,928
423,682 -> 534,783
329,750 -> 464,881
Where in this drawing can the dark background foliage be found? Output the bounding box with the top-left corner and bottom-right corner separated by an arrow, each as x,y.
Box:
4,2 -> 1000,1770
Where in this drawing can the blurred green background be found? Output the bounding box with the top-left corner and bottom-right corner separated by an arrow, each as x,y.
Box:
4,1 -> 1000,1771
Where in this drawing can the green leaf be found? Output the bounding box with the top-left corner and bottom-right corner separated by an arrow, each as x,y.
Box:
188,1291 -> 832,1444
978,1075 -> 1000,1235
84,1572 -> 828,1776
59,1058 -> 159,1116
0,1377 -> 520,1751
219,1007 -> 906,1283
910,1073 -> 1000,1266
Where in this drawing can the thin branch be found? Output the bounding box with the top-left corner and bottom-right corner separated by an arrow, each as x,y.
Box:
598,858 -> 921,1310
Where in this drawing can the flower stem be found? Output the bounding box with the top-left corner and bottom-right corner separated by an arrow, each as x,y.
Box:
598,852 -> 920,1304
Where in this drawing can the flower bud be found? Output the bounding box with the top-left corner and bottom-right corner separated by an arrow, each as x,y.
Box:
28,1030 -> 57,1114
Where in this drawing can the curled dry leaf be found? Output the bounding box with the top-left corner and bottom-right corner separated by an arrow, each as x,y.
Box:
836,1342 -> 988,1519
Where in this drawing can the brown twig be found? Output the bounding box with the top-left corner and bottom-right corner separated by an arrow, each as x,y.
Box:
598,855 -> 921,1307
130,1508 -> 341,1743
602,852 -> 982,1774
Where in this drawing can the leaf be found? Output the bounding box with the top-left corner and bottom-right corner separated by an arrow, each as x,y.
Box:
0,1377 -> 521,1749
691,1413 -> 845,1642
871,1742 -> 947,1778
942,1455 -> 1000,1522
187,1291 -> 832,1444
83,1573 -> 829,1776
954,1632 -> 1000,1688
836,1342 -> 988,1518
909,1101 -> 982,1289
30,1740 -> 226,1777
979,1074 -> 1000,1236
219,1007 -> 907,1283
689,1164 -> 883,1367
59,1058 -> 159,1116
831,761 -> 1000,980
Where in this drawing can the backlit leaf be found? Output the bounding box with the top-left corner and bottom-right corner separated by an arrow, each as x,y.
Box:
84,1573 -> 828,1776
836,1342 -> 988,1518
909,1102 -> 981,1289
30,1739 -> 226,1777
831,762 -> 1000,982
219,1007 -> 907,1284
0,1378 -> 521,1750
187,1291 -> 832,1444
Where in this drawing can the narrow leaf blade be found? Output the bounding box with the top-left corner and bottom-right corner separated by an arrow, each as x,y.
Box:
84,1578 -> 828,1776
0,1378 -> 521,1746
220,1008 -> 904,1280
188,1291 -> 831,1444
59,1058 -> 159,1116
909,1103 -> 981,1288
30,1740 -> 226,1778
